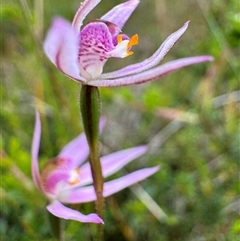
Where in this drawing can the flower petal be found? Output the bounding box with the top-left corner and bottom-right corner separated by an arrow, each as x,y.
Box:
59,185 -> 96,203
58,117 -> 106,168
87,56 -> 214,86
79,22 -> 115,79
79,146 -> 148,186
43,17 -> 85,82
100,21 -> 190,79
100,0 -> 140,33
60,166 -> 159,203
72,0 -> 102,31
103,166 -> 160,197
31,111 -> 43,192
42,169 -> 70,196
46,200 -> 104,224
58,133 -> 89,169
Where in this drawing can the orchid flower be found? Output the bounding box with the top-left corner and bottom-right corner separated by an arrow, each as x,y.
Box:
31,111 -> 159,224
43,0 -> 213,87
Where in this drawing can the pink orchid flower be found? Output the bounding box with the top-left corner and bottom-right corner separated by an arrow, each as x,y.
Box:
31,111 -> 159,224
43,0 -> 213,86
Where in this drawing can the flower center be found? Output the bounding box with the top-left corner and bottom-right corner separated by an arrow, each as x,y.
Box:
78,21 -> 139,80
114,34 -> 139,57
68,168 -> 81,185
40,157 -> 81,199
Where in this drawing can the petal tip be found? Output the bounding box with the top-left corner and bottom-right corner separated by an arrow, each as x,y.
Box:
208,56 -> 215,61
184,21 -> 190,29
88,213 -> 104,224
138,145 -> 148,153
200,55 -> 215,62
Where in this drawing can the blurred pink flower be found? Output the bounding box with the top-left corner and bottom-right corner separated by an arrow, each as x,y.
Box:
43,0 -> 213,86
31,112 -> 159,224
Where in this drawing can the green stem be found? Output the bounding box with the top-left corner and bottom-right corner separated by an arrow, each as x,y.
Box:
80,85 -> 104,240
48,211 -> 64,241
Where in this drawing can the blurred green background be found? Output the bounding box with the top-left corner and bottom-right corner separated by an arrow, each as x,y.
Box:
1,0 -> 239,240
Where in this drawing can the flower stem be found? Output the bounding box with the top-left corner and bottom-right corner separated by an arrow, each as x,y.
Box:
48,211 -> 64,241
80,85 -> 104,240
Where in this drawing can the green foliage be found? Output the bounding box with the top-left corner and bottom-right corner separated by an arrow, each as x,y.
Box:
1,0 -> 239,240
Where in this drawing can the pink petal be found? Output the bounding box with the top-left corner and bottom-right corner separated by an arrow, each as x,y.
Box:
100,21 -> 189,79
100,0 -> 140,33
58,133 -> 89,169
103,166 -> 160,197
43,170 -> 70,195
43,17 -> 85,82
79,22 -> 115,79
58,117 -> 106,168
87,56 -> 214,86
46,200 -> 104,224
79,146 -> 148,186
60,166 -> 159,203
31,111 -> 43,192
72,0 -> 102,31
59,185 -> 96,203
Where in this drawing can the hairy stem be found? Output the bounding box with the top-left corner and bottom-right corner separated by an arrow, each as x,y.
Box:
80,85 -> 104,240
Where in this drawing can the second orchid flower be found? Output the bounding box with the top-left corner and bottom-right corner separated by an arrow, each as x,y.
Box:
32,112 -> 159,224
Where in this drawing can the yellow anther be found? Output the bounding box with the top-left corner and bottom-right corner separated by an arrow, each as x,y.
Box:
68,179 -> 79,185
127,34 -> 139,49
117,34 -> 123,43
68,168 -> 81,185
110,34 -> 139,58
126,34 -> 139,56
126,51 -> 133,56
